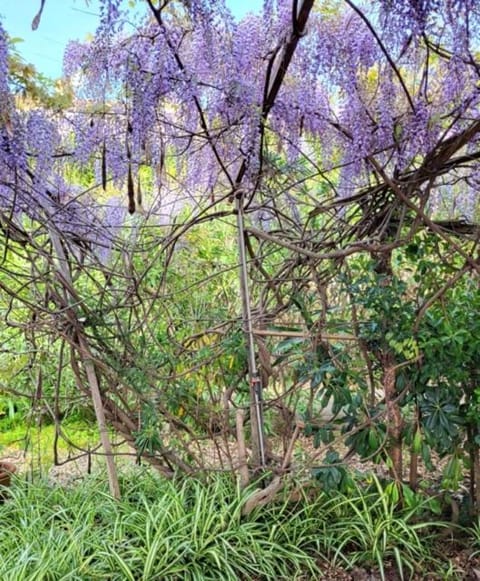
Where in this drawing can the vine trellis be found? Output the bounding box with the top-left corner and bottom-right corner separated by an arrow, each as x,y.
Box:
0,0 -> 479,504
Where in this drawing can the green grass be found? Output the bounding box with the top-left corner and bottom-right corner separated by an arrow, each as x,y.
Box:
0,419 -> 102,468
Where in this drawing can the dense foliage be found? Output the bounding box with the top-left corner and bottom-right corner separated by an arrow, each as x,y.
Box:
0,471 -> 460,580
0,0 -> 479,514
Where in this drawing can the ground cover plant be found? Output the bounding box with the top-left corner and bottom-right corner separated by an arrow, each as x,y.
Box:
0,472 -> 320,580
0,470 -> 471,580
0,0 -> 480,577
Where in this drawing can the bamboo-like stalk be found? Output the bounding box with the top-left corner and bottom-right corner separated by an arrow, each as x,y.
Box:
78,334 -> 121,499
235,197 -> 266,469
252,328 -> 357,340
49,230 -> 120,499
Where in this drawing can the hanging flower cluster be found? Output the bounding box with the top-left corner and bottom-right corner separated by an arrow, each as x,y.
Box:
0,0 -> 478,251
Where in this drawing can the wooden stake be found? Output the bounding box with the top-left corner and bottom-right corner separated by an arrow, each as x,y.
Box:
49,230 -> 121,499
78,335 -> 121,499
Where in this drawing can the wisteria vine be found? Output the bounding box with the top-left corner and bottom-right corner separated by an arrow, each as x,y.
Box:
0,1 -> 478,251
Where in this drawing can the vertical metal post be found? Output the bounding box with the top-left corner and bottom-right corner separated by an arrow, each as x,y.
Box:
235,194 -> 266,468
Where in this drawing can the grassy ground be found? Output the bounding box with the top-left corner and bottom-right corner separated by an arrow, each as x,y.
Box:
0,417 -> 108,481
0,419 -> 98,450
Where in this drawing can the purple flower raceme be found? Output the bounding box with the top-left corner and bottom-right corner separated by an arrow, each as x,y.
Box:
0,0 -> 478,253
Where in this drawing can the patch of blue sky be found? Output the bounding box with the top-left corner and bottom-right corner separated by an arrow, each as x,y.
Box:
0,0 -> 262,78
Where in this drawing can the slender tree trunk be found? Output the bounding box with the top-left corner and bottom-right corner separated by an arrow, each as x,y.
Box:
383,353 -> 403,484
236,409 -> 250,488
474,445 -> 480,517
467,423 -> 480,517
235,198 -> 267,469
373,249 -> 404,484
409,449 -> 418,490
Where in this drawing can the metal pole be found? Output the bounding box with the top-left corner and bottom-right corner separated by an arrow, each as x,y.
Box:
235,194 -> 266,468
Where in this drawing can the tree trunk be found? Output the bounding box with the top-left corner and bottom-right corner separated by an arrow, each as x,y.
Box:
236,409 -> 250,488
467,423 -> 480,517
409,406 -> 420,490
383,354 -> 403,484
